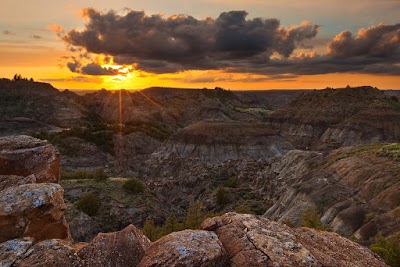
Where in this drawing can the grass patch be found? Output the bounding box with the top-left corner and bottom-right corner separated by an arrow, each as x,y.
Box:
234,107 -> 272,116
376,143 -> 400,160
61,168 -> 109,182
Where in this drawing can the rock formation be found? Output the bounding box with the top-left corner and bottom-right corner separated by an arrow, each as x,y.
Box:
139,230 -> 227,267
265,144 -> 400,243
0,136 -> 69,243
267,86 -> 400,149
0,183 -> 70,242
200,213 -> 387,267
0,135 -> 60,183
78,224 -> 150,267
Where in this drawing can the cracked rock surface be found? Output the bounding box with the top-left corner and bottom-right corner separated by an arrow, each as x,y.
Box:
200,212 -> 387,267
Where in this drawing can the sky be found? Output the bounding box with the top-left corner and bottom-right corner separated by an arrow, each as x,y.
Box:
0,0 -> 399,90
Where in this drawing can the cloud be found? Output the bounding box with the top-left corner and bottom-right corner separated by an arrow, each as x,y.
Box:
65,58 -> 120,76
32,35 -> 43,39
59,8 -> 399,77
48,23 -> 64,34
62,9 -> 318,73
2,30 -> 15,35
328,23 -> 400,59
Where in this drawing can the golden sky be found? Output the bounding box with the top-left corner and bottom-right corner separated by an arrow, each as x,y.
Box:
0,0 -> 399,90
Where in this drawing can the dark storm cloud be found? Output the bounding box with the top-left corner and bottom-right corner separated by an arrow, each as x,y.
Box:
61,8 -> 399,77
63,9 -> 318,72
66,58 -> 119,76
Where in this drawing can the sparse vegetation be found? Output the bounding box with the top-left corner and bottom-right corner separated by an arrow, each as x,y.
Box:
142,202 -> 220,241
234,107 -> 272,116
76,192 -> 100,216
123,178 -> 144,194
61,168 -> 108,181
301,207 -> 330,231
224,176 -> 239,188
376,143 -> 400,160
370,234 -> 400,267
216,187 -> 230,206
235,204 -> 253,214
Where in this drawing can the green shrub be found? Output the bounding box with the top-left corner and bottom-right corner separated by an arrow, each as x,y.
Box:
224,176 -> 239,188
61,168 -> 108,181
142,219 -> 163,242
94,168 -> 109,182
123,178 -> 144,194
235,204 -> 253,214
216,187 -> 230,206
142,202 -> 220,241
162,212 -> 183,236
371,234 -> 400,267
301,207 -> 330,231
76,192 -> 100,216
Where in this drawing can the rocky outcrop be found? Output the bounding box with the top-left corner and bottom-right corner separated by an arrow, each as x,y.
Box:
15,239 -> 82,267
200,213 -> 387,267
0,238 -> 82,267
0,183 -> 70,243
78,224 -> 150,267
152,121 -> 294,164
139,230 -> 227,267
0,135 -> 60,183
264,144 -> 400,243
267,86 -> 400,149
0,174 -> 36,191
0,237 -> 34,267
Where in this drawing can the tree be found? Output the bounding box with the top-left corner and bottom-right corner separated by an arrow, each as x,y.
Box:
162,212 -> 181,235
183,202 -> 207,229
371,234 -> 400,267
142,219 -> 162,242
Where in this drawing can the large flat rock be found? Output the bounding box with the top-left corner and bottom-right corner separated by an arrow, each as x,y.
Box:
0,135 -> 60,183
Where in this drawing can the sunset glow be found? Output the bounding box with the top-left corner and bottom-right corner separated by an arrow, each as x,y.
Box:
1,0 -> 399,90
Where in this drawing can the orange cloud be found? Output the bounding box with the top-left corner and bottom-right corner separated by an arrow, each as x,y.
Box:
48,23 -> 64,33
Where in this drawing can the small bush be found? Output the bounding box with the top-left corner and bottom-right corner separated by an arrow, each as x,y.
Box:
371,234 -> 400,267
76,192 -> 100,216
94,168 -> 109,182
301,207 -> 330,231
216,187 -> 230,206
123,178 -> 144,194
224,176 -> 239,188
235,204 -> 253,214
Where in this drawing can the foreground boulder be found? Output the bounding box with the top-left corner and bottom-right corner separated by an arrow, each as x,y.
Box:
0,237 -> 34,267
0,135 -> 60,183
15,239 -> 82,267
139,229 -> 227,267
0,174 -> 36,191
78,224 -> 150,267
200,213 -> 387,267
0,183 -> 70,242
